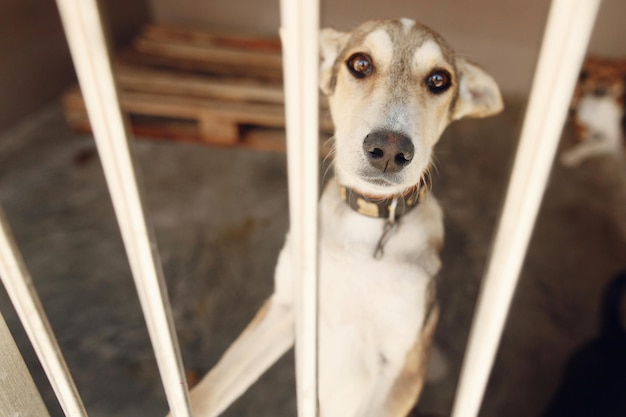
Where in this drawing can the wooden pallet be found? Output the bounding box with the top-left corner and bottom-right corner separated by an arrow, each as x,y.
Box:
62,24 -> 334,152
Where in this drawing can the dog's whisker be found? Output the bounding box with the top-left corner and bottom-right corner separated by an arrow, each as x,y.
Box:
321,136 -> 337,185
429,154 -> 441,175
321,136 -> 336,163
321,160 -> 336,186
425,167 -> 434,192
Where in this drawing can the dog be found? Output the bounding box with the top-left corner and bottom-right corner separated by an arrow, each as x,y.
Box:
561,56 -> 626,167
174,18 -> 503,417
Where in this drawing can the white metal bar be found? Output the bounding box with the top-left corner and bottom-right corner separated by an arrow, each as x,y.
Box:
55,1 -> 192,416
0,309 -> 51,417
0,206 -> 86,416
279,0 -> 320,416
450,1 -> 601,416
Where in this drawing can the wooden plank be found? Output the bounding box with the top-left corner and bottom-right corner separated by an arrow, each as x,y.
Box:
64,86 -> 283,124
133,38 -> 283,80
64,103 -> 288,151
140,25 -> 282,53
114,63 -> 330,109
117,90 -> 332,133
130,24 -> 283,82
65,89 -> 275,144
123,92 -> 285,128
117,48 -> 282,83
115,64 -> 284,104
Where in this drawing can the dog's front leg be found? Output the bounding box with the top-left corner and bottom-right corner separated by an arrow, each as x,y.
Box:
178,297 -> 294,417
560,135 -> 621,166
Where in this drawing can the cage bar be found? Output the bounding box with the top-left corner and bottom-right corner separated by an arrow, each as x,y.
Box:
0,206 -> 86,417
279,0 -> 321,416
450,1 -> 601,417
54,1 -> 192,416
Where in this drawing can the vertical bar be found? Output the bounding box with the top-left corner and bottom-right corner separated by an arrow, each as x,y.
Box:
279,0 -> 320,416
450,1 -> 601,417
54,1 -> 192,416
0,310 -> 51,417
0,206 -> 85,416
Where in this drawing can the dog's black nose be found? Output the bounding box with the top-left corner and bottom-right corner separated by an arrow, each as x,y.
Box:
363,130 -> 414,173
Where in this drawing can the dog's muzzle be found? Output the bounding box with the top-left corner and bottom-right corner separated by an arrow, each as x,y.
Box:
363,130 -> 414,173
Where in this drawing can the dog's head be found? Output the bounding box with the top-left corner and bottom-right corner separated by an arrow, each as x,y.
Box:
575,56 -> 626,106
320,18 -> 503,195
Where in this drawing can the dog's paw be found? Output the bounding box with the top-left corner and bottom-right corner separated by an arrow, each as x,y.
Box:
560,149 -> 584,167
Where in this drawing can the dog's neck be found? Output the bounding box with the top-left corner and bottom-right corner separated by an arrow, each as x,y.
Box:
338,176 -> 430,222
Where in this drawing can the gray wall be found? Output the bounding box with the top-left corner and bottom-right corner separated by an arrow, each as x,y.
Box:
0,0 -> 150,132
0,1 -> 73,131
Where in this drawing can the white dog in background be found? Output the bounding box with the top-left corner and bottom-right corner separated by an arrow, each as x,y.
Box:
170,18 -> 503,417
561,56 -> 626,167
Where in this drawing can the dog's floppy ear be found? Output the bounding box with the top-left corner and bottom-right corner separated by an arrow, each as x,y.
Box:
453,58 -> 504,120
319,28 -> 350,95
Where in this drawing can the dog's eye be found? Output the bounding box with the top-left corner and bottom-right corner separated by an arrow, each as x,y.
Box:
426,70 -> 452,94
347,53 -> 373,78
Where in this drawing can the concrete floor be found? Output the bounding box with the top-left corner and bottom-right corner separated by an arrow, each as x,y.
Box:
0,97 -> 624,417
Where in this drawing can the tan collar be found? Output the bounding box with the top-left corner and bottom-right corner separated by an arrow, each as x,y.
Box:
339,177 -> 429,221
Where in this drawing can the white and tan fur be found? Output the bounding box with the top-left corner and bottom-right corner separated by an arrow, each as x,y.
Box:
172,18 -> 503,417
561,56 -> 626,167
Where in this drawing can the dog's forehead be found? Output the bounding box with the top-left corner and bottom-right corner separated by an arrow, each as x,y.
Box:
343,19 -> 456,70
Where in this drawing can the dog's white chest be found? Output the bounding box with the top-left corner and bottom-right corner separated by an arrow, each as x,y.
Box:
578,95 -> 623,137
317,244 -> 429,361
315,249 -> 430,416
272,180 -> 443,417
